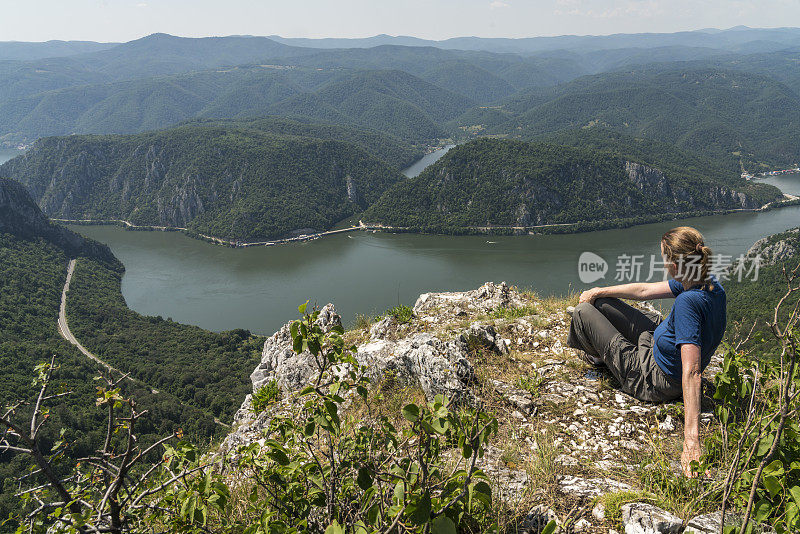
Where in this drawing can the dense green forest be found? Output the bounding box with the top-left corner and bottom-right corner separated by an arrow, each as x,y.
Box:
0,179 -> 264,530
66,257 -> 263,421
361,138 -> 782,231
1,125 -> 407,241
534,127 -> 743,179
725,227 -> 800,351
0,66 -> 471,143
458,68 -> 800,166
182,116 -> 423,169
0,232 -> 225,530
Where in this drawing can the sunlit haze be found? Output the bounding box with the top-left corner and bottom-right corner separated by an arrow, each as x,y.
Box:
1,0 -> 799,42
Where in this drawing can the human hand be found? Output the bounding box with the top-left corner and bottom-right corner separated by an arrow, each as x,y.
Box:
681,438 -> 702,478
578,287 -> 601,304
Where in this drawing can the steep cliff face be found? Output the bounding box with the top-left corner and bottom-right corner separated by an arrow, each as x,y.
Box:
625,161 -> 761,210
362,139 -> 781,229
0,177 -> 118,265
743,227 -> 799,265
0,126 -> 405,241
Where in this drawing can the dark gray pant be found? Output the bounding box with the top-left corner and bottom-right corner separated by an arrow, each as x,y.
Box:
567,298 -> 682,402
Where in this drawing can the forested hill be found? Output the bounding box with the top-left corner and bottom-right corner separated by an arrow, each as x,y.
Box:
361,138 -> 782,232
457,68 -> 800,167
0,67 -> 471,144
0,177 -> 117,265
180,116 -> 423,169
1,125 -> 407,241
0,179 -> 267,527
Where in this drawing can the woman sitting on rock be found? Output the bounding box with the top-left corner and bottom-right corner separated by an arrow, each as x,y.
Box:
566,226 -> 726,476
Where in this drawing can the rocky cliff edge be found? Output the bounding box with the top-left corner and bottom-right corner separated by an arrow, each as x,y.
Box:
221,282 -> 733,533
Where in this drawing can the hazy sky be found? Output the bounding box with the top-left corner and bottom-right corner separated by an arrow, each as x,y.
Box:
1,0 -> 799,42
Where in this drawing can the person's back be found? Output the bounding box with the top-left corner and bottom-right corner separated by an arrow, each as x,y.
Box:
653,276 -> 726,383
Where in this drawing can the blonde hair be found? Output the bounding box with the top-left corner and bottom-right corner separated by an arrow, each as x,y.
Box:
661,226 -> 713,288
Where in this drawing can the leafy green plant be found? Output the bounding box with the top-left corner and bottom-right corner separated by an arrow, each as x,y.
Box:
233,302 -> 499,533
2,360 -> 220,534
516,372 -> 545,398
385,304 -> 414,324
251,380 -> 281,414
490,305 -> 537,320
701,265 -> 800,534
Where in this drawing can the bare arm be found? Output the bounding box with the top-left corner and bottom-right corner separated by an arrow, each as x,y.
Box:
579,280 -> 673,303
680,343 -> 703,477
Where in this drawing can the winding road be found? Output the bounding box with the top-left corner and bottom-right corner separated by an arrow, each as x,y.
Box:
57,259 -> 131,379
57,259 -> 230,427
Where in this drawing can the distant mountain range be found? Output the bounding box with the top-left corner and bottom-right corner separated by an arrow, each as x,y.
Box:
1,28 -> 800,156
265,27 -> 800,54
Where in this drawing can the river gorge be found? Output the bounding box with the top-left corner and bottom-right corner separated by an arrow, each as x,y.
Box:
4,145 -> 799,335
46,151 -> 800,336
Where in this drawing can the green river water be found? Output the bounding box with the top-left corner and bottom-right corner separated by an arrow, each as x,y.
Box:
66,167 -> 800,335
6,144 -> 798,335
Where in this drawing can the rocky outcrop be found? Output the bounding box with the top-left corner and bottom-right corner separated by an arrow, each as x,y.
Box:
625,160 -> 760,210
222,281 -> 727,529
626,161 -> 673,198
621,503 -> 682,534
743,227 -> 799,266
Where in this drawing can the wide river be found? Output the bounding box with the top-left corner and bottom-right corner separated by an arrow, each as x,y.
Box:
6,146 -> 799,335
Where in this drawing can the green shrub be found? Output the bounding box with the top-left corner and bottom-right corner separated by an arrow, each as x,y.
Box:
385,304 -> 414,324
251,380 -> 281,414
232,302 -> 501,532
491,305 -> 537,320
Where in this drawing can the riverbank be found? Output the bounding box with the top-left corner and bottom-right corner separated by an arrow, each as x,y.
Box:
51,194 -> 800,248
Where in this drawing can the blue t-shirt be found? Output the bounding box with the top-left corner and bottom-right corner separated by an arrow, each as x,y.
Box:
653,276 -> 726,382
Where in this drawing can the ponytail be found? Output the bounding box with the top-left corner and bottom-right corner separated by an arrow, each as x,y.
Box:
662,227 -> 713,289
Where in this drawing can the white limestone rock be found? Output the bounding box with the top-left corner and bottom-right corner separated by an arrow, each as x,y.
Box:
621,502 -> 682,534
558,475 -> 634,499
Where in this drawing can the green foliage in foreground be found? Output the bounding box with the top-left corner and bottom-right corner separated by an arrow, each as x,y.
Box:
218,304 -> 500,532
9,304 -> 522,533
703,344 -> 800,533
0,232 -> 224,532
65,257 -> 264,422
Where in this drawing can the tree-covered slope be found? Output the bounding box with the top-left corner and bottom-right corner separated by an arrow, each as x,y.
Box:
0,33 -> 307,103
534,127 -> 743,180
0,178 -> 262,526
1,125 -> 407,240
361,138 -> 782,231
459,68 -> 800,166
0,67 -> 468,144
725,227 -> 800,352
183,116 -> 423,169
267,69 -> 472,141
